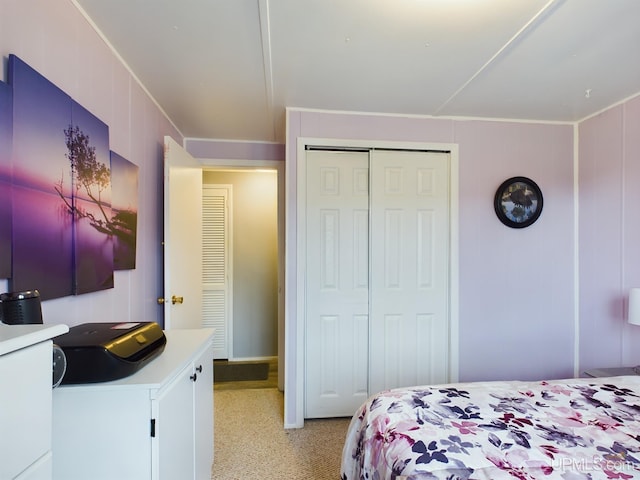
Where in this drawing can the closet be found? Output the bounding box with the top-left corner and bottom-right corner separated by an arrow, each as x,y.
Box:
303,147 -> 452,418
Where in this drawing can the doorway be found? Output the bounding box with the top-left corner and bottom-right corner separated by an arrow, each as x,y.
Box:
202,164 -> 284,390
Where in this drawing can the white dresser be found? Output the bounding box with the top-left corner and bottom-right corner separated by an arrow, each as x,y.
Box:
52,328 -> 215,480
0,323 -> 69,480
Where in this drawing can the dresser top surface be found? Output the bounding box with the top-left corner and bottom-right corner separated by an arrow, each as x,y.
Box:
55,327 -> 215,391
0,323 -> 69,355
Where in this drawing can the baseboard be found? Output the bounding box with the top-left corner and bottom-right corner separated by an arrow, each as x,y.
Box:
222,355 -> 277,363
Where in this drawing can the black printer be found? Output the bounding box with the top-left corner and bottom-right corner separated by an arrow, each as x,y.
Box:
54,322 -> 166,384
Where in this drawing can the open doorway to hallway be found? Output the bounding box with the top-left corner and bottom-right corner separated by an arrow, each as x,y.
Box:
203,167 -> 283,390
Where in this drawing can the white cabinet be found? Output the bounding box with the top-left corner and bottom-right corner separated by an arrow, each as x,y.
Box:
193,347 -> 214,480
0,323 -> 69,480
52,328 -> 214,480
155,346 -> 213,480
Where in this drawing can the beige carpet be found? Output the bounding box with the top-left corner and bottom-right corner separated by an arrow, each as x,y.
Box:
211,388 -> 351,479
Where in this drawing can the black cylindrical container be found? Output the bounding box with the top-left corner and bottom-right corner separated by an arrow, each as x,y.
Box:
0,290 -> 43,325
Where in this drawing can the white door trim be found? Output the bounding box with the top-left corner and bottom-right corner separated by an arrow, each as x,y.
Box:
287,137 -> 459,428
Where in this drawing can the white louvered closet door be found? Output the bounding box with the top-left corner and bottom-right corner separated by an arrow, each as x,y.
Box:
202,185 -> 232,359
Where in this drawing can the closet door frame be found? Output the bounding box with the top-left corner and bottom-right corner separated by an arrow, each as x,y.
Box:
291,137 -> 459,428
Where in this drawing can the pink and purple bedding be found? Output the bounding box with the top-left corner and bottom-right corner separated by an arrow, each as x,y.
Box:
341,376 -> 640,479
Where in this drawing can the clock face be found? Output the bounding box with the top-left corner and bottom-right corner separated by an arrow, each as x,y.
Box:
494,177 -> 543,228
52,344 -> 67,388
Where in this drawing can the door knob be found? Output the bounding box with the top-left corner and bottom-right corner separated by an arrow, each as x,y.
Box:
157,297 -> 166,305
171,295 -> 184,305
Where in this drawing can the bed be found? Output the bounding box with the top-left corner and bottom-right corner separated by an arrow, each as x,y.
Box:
341,376 -> 640,479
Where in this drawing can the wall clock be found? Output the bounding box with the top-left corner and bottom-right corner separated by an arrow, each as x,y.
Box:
494,176 -> 543,228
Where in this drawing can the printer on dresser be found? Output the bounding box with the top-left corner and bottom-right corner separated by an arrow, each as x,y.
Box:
0,322 -> 69,480
52,327 -> 215,480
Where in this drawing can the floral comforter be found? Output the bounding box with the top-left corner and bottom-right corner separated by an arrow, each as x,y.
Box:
341,377 -> 640,479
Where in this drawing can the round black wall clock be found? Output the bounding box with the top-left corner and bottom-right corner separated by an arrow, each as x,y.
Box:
494,176 -> 543,228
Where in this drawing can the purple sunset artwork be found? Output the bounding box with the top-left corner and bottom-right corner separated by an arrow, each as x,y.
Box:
9,55 -> 74,300
69,100 -> 113,294
110,151 -> 139,270
8,54 -> 117,300
0,81 -> 12,279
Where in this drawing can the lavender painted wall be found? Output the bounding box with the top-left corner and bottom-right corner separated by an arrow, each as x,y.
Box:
185,138 -> 284,161
0,0 -> 182,327
622,97 -> 640,365
455,120 -> 574,382
579,96 -> 640,372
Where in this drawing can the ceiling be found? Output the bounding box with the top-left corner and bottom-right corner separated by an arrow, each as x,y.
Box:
74,0 -> 640,144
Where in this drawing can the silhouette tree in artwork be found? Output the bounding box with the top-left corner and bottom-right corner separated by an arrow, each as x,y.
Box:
55,125 -> 112,234
55,125 -> 137,249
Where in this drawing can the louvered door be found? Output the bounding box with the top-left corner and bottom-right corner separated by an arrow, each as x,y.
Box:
202,185 -> 232,359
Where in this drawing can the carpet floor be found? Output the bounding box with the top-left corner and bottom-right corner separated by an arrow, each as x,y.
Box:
211,388 -> 351,479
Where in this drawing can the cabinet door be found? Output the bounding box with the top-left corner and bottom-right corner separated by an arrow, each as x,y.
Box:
193,345 -> 214,479
155,365 -> 195,480
53,387 -> 151,480
0,341 -> 51,480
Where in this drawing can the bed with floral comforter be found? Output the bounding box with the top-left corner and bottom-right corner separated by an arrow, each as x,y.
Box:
341,376 -> 640,479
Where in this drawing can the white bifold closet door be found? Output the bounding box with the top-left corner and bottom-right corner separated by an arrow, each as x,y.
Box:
304,148 -> 450,419
368,150 -> 450,395
304,150 -> 370,419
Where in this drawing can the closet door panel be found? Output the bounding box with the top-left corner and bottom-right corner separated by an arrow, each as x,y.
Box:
380,313 -> 438,388
370,150 -> 450,394
383,209 -> 403,287
305,150 -> 369,418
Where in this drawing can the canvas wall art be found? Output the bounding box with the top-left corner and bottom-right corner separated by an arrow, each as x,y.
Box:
69,100 -> 113,294
0,81 -> 12,279
110,151 -> 139,270
9,55 -> 75,300
6,54 -> 138,300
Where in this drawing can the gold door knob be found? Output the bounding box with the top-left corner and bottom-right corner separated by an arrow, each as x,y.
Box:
157,297 -> 166,305
171,295 -> 184,305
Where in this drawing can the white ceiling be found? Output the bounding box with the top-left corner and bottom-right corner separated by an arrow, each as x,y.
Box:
74,0 -> 640,144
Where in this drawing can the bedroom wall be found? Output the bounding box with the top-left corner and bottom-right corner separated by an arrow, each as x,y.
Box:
454,120 -> 575,381
284,109 -> 576,424
0,0 -> 182,328
578,95 -> 640,372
